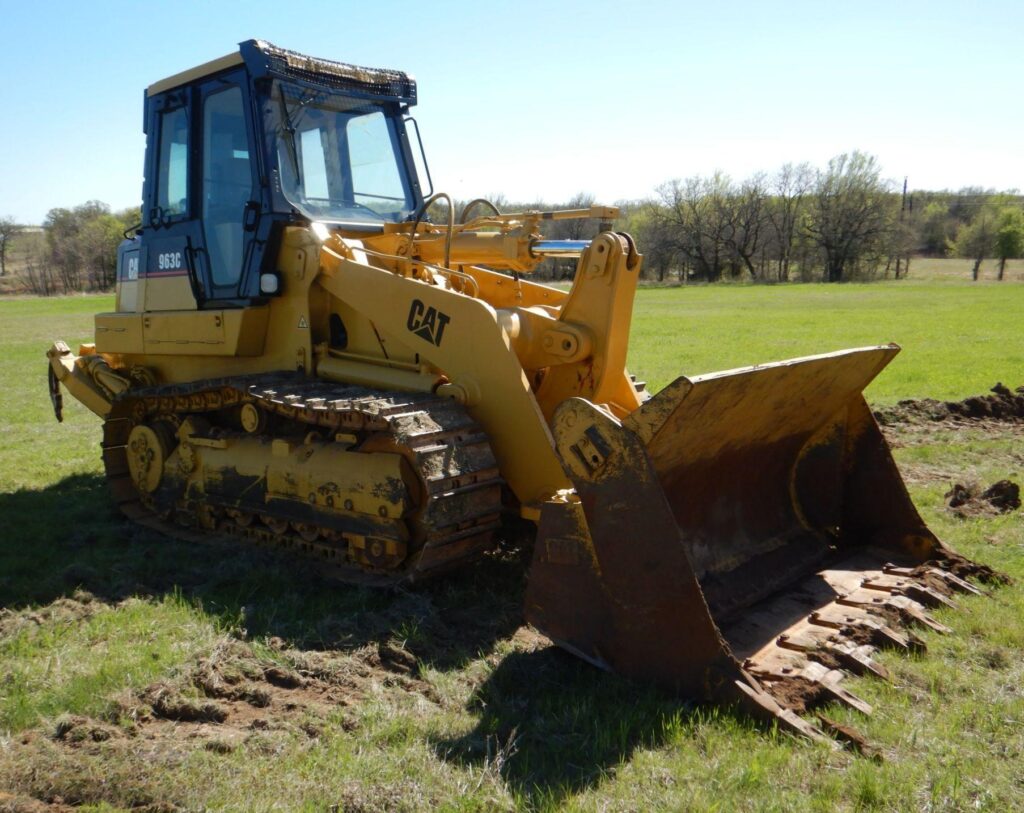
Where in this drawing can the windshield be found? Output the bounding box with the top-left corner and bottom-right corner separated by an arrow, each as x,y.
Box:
271,81 -> 417,223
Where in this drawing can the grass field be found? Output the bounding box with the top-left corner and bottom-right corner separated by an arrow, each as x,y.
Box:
631,270 -> 1024,401
1,276 -> 1023,811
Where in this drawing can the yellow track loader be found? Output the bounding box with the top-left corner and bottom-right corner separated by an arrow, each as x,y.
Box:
47,40 -> 995,741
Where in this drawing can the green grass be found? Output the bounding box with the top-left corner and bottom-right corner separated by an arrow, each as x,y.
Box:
0,294 -> 105,491
0,593 -> 220,732
628,277 -> 1024,402
0,277 -> 1023,811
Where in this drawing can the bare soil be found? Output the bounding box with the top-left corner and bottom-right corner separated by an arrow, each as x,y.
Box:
945,479 -> 1022,517
0,591 -> 102,639
874,383 -> 1024,425
0,599 -> 498,810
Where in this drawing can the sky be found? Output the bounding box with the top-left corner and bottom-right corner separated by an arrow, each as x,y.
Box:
1,0 -> 1022,224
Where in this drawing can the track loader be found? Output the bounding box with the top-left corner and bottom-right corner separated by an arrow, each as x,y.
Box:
48,41 -> 996,742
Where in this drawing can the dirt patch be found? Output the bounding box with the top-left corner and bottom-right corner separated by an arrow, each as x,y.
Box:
52,714 -> 125,745
144,686 -> 229,724
807,649 -> 845,673
100,636 -> 448,753
263,665 -> 305,689
945,479 -> 1021,519
762,675 -> 829,715
0,618 -> 489,811
834,623 -> 924,653
946,483 -> 974,508
982,480 -> 1021,511
0,591 -> 103,639
875,384 -> 1024,426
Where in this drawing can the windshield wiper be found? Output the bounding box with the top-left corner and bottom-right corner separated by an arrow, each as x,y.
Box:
276,83 -> 302,187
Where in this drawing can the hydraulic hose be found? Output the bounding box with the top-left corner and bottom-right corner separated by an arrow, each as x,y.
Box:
407,192 -> 454,270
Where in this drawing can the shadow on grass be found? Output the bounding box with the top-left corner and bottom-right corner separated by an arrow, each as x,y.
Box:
430,646 -> 758,809
1,473 -> 760,807
0,472 -> 524,671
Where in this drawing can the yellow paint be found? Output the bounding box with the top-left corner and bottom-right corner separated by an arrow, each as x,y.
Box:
95,313 -> 144,355
56,210 -> 656,511
147,51 -> 244,96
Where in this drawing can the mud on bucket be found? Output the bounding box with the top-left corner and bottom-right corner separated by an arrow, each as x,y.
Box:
524,345 -> 988,735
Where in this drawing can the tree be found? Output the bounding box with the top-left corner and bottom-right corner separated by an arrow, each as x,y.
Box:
628,205 -> 677,282
950,209 -> 996,281
654,173 -> 734,281
721,173 -> 769,280
42,201 -> 132,291
993,206 -> 1024,281
0,216 -> 22,276
805,152 -> 895,282
916,200 -> 955,256
765,163 -> 813,281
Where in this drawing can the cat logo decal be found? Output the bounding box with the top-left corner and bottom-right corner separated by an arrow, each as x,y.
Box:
407,299 -> 451,347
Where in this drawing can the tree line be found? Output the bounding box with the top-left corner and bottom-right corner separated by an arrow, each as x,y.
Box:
2,150 -> 1022,294
0,202 -> 138,295
532,151 -> 1024,283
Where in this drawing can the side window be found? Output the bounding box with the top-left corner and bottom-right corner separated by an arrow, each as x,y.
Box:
157,108 -> 189,217
202,86 -> 252,288
347,111 -> 406,214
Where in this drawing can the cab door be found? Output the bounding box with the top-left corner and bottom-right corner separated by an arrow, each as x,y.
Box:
141,87 -> 205,311
196,71 -> 260,303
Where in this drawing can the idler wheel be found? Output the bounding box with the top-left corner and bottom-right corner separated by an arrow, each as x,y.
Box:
239,402 -> 267,434
126,422 -> 175,494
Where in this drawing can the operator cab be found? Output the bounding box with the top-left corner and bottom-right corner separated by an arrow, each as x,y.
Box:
119,40 -> 424,310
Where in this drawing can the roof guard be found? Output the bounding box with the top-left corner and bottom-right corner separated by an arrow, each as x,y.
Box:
245,39 -> 417,104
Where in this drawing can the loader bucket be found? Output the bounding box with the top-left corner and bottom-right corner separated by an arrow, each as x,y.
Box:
525,345 -> 995,738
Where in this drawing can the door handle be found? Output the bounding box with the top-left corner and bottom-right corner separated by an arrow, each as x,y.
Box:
243,201 -> 260,232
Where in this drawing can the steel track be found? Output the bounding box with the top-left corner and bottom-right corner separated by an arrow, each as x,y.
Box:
101,373 -> 505,585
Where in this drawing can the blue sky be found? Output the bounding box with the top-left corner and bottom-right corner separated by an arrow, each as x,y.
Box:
1,0 -> 1021,223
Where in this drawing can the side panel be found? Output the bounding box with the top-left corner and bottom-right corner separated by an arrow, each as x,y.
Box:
95,313 -> 144,354
141,308 -> 269,356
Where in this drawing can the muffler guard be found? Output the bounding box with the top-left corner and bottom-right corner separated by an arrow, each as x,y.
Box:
525,346 -> 994,737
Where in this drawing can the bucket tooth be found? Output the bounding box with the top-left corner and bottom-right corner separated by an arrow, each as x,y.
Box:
810,610 -> 921,653
882,564 -> 984,596
837,595 -> 952,634
821,642 -> 890,680
850,620 -> 920,654
803,662 -> 874,715
731,679 -> 838,747
816,715 -> 877,757
899,583 -> 958,610
929,569 -> 984,596
753,662 -> 873,717
860,576 -> 958,610
777,624 -> 891,680
776,633 -> 827,653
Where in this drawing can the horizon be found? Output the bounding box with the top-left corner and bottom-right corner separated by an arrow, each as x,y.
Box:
2,0 -> 1022,224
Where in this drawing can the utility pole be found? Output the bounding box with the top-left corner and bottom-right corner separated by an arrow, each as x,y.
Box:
895,177 -> 908,279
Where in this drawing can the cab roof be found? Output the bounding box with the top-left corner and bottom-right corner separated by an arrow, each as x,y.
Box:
146,39 -> 417,105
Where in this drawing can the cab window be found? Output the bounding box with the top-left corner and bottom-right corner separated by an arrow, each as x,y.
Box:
347,111 -> 407,213
157,107 -> 189,218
